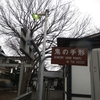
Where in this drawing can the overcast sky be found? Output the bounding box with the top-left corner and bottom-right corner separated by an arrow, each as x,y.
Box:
73,0 -> 100,27
0,0 -> 100,54
0,0 -> 100,27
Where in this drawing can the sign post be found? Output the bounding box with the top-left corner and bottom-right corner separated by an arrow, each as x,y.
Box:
51,47 -> 88,66
51,47 -> 88,100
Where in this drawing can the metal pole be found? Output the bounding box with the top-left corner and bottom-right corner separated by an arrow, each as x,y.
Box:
42,82 -> 46,100
42,10 -> 49,59
18,62 -> 24,97
36,10 -> 49,100
36,55 -> 51,100
47,82 -> 50,100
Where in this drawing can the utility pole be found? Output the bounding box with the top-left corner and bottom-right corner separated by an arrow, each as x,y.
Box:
36,9 -> 49,100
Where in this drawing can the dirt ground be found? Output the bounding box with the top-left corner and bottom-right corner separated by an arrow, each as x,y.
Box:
0,90 -> 63,100
0,91 -> 17,100
31,90 -> 63,100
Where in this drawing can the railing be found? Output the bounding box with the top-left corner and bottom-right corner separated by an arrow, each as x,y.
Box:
12,91 -> 32,100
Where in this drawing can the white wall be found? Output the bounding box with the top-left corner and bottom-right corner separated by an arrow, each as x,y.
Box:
72,52 -> 91,100
72,97 -> 91,100
72,65 -> 91,94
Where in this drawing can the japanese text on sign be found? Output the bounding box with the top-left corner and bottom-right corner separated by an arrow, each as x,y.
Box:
51,47 -> 88,66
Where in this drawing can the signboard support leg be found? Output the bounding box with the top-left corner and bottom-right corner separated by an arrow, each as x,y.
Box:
64,66 -> 67,100
67,66 -> 72,100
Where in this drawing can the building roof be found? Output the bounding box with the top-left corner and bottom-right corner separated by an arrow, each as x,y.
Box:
44,71 -> 63,78
83,32 -> 100,39
57,32 -> 100,49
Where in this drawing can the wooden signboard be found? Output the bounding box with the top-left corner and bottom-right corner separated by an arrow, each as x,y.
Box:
51,47 -> 88,66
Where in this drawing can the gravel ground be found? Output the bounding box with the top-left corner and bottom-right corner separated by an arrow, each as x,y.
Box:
0,90 -> 63,100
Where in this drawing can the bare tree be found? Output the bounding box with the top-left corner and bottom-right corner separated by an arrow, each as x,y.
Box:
0,0 -> 94,92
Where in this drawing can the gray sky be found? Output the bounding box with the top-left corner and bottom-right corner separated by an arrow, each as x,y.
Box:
0,0 -> 100,27
73,0 -> 100,27
0,0 -> 100,54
